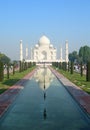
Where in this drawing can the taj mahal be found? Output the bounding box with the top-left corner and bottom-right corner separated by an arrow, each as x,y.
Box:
20,35 -> 69,63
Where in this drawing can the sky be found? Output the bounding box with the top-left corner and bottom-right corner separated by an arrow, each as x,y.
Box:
0,0 -> 90,60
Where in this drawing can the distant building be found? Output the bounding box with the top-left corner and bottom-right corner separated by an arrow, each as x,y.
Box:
19,35 -> 69,63
32,35 -> 57,63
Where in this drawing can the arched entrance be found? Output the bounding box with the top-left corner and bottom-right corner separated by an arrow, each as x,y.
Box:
41,51 -> 47,60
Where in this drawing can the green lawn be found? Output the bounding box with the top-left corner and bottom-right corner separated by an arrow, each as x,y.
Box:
0,67 -> 36,94
57,68 -> 90,94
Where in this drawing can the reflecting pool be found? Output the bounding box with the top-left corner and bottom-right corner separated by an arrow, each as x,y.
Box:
0,67 -> 90,130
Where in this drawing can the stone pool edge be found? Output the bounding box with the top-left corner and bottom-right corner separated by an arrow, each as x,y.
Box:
0,68 -> 37,118
49,66 -> 90,119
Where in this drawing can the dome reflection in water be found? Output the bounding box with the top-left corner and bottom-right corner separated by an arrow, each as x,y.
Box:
34,66 -> 54,120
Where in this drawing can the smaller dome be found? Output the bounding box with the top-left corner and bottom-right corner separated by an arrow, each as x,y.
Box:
39,35 -> 50,46
49,44 -> 53,48
35,44 -> 39,48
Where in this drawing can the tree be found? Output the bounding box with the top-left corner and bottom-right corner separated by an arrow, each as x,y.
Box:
0,61 -> 4,81
80,62 -> 83,77
7,64 -> 9,79
70,61 -> 74,74
0,53 -> 10,64
79,46 -> 90,63
62,62 -> 67,71
69,51 -> 78,62
86,61 -> 90,81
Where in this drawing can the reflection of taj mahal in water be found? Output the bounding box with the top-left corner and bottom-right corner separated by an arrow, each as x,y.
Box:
34,67 -> 54,90
20,35 -> 69,63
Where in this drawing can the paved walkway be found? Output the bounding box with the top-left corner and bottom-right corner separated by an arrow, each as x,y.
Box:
0,69 -> 36,118
49,67 -> 90,118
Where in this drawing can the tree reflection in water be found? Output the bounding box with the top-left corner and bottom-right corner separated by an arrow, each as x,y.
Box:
44,92 -> 46,100
43,108 -> 47,120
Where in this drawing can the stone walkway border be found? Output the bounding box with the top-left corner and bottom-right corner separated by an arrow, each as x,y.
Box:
0,69 -> 37,118
49,67 -> 90,118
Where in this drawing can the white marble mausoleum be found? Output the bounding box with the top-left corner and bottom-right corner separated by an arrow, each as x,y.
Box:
32,35 -> 56,62
20,35 -> 69,63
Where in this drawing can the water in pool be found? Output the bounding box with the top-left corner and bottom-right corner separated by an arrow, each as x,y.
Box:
0,67 -> 90,130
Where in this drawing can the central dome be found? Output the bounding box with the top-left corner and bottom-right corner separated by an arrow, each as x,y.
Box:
39,35 -> 50,46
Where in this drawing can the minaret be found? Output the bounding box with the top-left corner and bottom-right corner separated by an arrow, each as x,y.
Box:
26,45 -> 28,60
65,40 -> 69,63
30,47 -> 32,60
60,46 -> 62,62
20,40 -> 23,61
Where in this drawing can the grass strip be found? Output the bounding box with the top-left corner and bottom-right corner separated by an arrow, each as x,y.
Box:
0,67 -> 36,94
55,68 -> 90,94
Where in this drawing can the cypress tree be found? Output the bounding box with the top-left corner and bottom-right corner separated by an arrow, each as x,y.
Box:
53,62 -> 55,67
28,62 -> 30,68
80,62 -> 83,77
7,64 -> 9,79
71,61 -> 74,74
13,64 -> 15,75
19,61 -> 21,72
62,62 -> 64,70
65,62 -> 67,71
68,62 -> 70,72
58,62 -> 61,69
60,62 -> 62,69
0,61 -> 4,82
86,61 -> 90,81
24,62 -> 27,70
23,62 -> 25,70
20,61 -> 23,72
30,61 -> 32,68
62,62 -> 67,71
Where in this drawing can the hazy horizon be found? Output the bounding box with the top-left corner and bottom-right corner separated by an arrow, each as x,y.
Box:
0,0 -> 90,60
